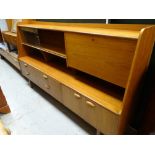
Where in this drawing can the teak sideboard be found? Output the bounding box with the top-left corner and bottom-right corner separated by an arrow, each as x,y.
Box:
17,21 -> 155,134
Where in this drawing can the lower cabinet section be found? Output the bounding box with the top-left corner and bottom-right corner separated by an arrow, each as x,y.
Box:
62,85 -> 119,134
20,60 -> 120,134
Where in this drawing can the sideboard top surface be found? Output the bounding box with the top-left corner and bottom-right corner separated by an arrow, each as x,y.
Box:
17,23 -> 150,39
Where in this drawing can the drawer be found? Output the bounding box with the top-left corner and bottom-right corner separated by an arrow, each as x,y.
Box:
65,32 -> 137,88
20,61 -> 62,102
62,85 -> 83,116
20,61 -> 31,78
20,61 -> 50,89
82,97 -> 119,134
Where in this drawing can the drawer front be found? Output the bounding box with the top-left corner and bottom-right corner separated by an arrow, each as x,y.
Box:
20,61 -> 62,102
82,97 -> 119,134
20,61 -> 50,90
20,61 -> 31,78
65,32 -> 137,88
62,85 -> 83,116
48,77 -> 62,102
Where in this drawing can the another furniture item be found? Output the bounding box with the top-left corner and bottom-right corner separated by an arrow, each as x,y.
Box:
0,87 -> 10,114
0,19 -> 20,70
17,21 -> 155,134
0,19 -> 33,70
0,31 -> 20,69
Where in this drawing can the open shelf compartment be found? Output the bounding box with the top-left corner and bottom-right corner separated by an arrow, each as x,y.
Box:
20,27 -> 66,59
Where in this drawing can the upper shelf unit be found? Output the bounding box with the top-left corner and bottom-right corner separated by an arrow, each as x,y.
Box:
17,23 -> 155,89
19,27 -> 66,59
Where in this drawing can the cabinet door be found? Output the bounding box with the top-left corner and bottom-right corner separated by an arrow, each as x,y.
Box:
82,97 -> 119,134
65,32 -> 137,88
62,85 -> 83,116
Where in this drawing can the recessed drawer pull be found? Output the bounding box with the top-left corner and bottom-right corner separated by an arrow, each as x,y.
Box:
26,72 -> 30,75
24,63 -> 28,67
74,93 -> 81,99
43,75 -> 48,79
86,101 -> 95,107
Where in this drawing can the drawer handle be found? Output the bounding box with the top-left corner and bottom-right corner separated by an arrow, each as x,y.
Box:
43,75 -> 48,79
26,72 -> 30,75
74,93 -> 81,99
24,63 -> 28,67
86,101 -> 95,107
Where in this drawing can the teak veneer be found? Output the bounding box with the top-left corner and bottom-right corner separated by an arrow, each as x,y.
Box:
17,21 -> 155,134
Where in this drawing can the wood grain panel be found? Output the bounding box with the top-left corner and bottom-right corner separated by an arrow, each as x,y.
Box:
118,26 -> 155,134
65,32 -> 137,88
62,85 -> 119,134
2,31 -> 17,46
62,85 -> 83,115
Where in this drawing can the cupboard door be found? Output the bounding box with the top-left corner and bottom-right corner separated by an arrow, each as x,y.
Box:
82,97 -> 119,134
62,85 -> 83,116
81,98 -> 98,127
65,32 -> 137,88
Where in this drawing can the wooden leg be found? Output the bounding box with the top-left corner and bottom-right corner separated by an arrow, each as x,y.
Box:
28,80 -> 33,88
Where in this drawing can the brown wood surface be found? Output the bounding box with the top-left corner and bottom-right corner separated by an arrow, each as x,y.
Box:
20,61 -> 63,102
118,26 -> 155,134
65,32 -> 137,88
6,19 -> 12,31
19,57 -> 123,114
22,42 -> 66,59
62,85 -> 119,134
0,50 -> 20,70
0,87 -> 10,114
18,23 -> 146,39
17,23 -> 155,134
2,31 -> 17,46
